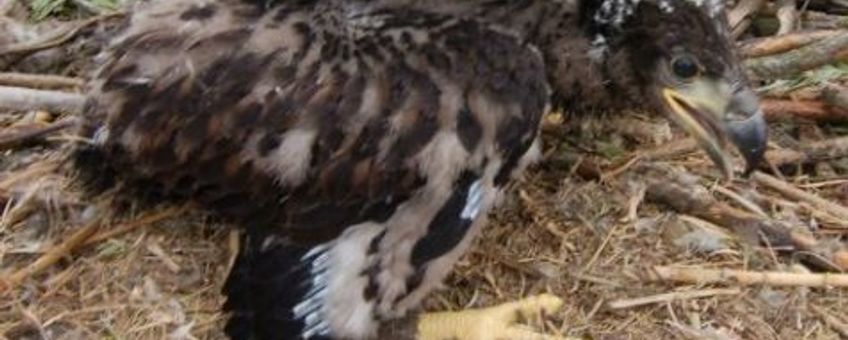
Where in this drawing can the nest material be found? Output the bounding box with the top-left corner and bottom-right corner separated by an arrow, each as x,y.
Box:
2,0 -> 848,338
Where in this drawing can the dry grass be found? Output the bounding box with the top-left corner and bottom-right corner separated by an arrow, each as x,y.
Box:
1,0 -> 848,338
1,113 -> 847,339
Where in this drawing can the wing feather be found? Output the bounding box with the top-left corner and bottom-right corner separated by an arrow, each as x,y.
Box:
75,0 -> 549,245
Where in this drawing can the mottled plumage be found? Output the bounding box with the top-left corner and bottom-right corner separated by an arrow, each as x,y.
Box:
71,0 -> 767,339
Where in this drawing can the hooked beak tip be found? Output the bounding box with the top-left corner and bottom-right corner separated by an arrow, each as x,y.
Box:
726,108 -> 768,176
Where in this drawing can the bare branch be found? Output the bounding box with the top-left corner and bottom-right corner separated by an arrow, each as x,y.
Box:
765,136 -> 848,166
740,29 -> 843,57
822,84 -> 848,111
628,164 -> 847,270
0,86 -> 85,114
729,0 -> 766,38
0,119 -> 76,151
0,72 -> 85,89
776,0 -> 798,35
607,288 -> 741,310
761,98 -> 848,122
0,222 -> 100,293
753,172 -> 848,222
646,266 -> 848,287
0,12 -> 123,56
745,32 -> 848,79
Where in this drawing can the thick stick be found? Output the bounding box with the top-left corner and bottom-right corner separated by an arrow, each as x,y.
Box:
607,288 -> 741,309
729,0 -> 766,38
745,32 -> 848,79
646,266 -> 848,287
0,119 -> 76,151
822,84 -> 848,111
0,72 -> 84,89
0,222 -> 100,293
739,29 -> 843,57
0,86 -> 85,114
811,305 -> 848,338
0,13 -> 124,56
765,135 -> 848,167
631,164 -> 847,270
82,207 -> 185,246
761,98 -> 848,122
775,0 -> 797,35
753,172 -> 848,223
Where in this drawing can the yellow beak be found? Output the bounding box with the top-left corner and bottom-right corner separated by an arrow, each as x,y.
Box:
662,81 -> 767,179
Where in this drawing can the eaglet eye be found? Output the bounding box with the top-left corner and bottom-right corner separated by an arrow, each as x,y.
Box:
670,54 -> 699,80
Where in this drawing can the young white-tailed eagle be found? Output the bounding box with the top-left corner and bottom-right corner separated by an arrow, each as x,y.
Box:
71,0 -> 767,338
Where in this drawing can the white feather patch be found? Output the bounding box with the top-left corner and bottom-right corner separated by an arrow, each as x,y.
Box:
291,224 -> 383,339
461,179 -> 483,220
265,129 -> 318,186
293,243 -> 333,339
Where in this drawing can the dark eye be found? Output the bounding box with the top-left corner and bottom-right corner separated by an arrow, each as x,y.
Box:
671,55 -> 699,80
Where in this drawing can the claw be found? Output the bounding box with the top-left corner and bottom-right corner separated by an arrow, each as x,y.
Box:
417,294 -> 575,340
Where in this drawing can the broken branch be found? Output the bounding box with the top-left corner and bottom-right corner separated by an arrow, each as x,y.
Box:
753,172 -> 848,223
0,86 -> 85,114
607,288 -> 741,309
0,12 -> 124,56
765,135 -> 848,167
822,84 -> 848,111
647,266 -> 848,287
761,98 -> 848,122
739,29 -> 842,57
0,72 -> 85,90
729,0 -> 766,38
630,164 -> 846,271
82,206 -> 187,246
0,222 -> 100,293
0,119 -> 77,152
810,305 -> 848,338
775,0 -> 798,35
745,32 -> 848,79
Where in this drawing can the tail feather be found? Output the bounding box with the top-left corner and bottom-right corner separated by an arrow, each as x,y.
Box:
223,232 -> 331,340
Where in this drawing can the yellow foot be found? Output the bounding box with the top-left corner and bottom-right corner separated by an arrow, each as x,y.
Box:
417,294 -> 570,340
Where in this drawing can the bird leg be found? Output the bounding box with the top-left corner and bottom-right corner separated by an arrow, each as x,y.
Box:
416,294 -> 572,340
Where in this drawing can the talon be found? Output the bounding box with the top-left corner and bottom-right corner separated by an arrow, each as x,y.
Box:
417,294 -> 568,340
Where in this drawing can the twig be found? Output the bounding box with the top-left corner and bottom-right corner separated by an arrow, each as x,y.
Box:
0,86 -> 85,114
82,206 -> 186,246
745,32 -> 848,79
0,12 -> 124,56
761,98 -> 848,122
713,185 -> 769,217
739,30 -> 843,57
646,266 -> 848,287
634,164 -> 788,243
765,136 -> 848,167
810,305 -> 848,338
0,222 -> 100,293
822,84 -> 848,111
0,119 -> 76,152
0,72 -> 85,90
729,0 -> 766,38
640,138 -> 699,160
630,164 -> 847,270
607,288 -> 741,309
607,115 -> 672,145
753,172 -> 848,223
802,10 -> 848,30
776,0 -> 798,35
